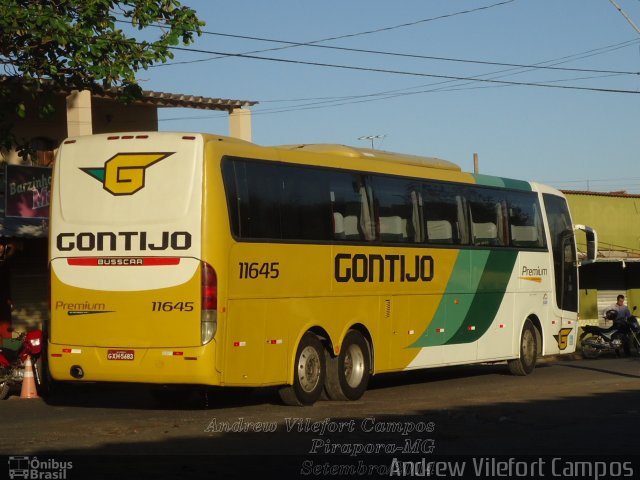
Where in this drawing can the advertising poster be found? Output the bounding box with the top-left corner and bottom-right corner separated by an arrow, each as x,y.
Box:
4,165 -> 52,219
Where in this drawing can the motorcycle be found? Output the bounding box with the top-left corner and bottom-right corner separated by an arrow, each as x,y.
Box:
0,327 -> 43,399
580,307 -> 640,359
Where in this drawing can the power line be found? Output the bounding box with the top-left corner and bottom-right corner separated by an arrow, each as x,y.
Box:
161,32 -> 639,77
608,0 -> 640,35
156,71 -> 629,123
156,66 -> 631,121
142,0 -> 518,66
254,38 -> 640,103
6,9 -> 637,96
155,37 -> 640,120
167,45 -> 640,95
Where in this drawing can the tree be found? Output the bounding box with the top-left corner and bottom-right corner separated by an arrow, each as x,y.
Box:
0,0 -> 204,155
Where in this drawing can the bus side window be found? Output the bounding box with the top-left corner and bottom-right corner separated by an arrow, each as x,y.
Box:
507,191 -> 546,248
421,182 -> 463,245
370,176 -> 416,243
468,189 -> 506,247
223,157 -> 334,241
329,173 -> 370,242
279,166 -> 334,241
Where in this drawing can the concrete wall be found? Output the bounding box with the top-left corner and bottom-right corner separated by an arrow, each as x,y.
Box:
566,193 -> 640,254
566,192 -> 640,321
92,98 -> 158,134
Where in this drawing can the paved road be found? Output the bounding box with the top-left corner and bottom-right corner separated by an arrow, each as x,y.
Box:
2,355 -> 639,478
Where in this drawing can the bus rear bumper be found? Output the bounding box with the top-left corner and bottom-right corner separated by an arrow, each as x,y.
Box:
47,341 -> 221,385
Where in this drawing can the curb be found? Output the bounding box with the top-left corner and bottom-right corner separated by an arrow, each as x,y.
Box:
540,353 -> 584,363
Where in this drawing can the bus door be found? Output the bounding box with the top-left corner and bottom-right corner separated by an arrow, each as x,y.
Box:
543,194 -> 579,350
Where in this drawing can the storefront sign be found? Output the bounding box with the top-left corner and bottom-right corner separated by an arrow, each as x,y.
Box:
4,165 -> 52,219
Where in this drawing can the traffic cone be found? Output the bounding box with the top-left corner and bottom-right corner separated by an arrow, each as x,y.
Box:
20,356 -> 39,399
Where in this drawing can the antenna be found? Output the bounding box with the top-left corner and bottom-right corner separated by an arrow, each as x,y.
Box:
357,134 -> 387,149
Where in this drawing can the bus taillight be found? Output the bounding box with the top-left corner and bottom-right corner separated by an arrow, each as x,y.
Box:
201,262 -> 217,345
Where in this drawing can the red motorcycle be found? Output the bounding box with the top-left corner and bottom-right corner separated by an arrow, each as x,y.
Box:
0,328 -> 43,399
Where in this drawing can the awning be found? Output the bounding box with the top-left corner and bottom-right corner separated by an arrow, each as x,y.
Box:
0,217 -> 48,238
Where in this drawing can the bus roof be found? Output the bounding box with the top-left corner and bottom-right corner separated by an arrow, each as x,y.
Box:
274,144 -> 461,172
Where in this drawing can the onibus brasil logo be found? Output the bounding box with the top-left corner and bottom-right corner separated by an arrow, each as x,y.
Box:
81,152 -> 174,195
8,456 -> 73,479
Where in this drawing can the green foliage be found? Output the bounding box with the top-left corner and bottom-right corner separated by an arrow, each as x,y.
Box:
0,0 -> 204,152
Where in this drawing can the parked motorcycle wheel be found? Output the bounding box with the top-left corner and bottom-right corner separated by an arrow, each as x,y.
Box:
580,334 -> 602,359
609,333 -> 628,357
631,334 -> 640,356
0,380 -> 9,400
32,355 -> 56,397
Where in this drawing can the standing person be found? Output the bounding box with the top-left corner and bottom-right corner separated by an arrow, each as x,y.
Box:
0,241 -> 15,339
604,294 -> 632,324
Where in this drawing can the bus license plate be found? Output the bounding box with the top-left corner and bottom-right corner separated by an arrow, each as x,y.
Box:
107,350 -> 135,361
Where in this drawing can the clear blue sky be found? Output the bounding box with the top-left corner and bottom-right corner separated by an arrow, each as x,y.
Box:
142,0 -> 640,193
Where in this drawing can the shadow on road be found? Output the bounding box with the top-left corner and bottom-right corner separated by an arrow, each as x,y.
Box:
21,386 -> 640,479
6,356 -> 640,479
553,357 -> 640,379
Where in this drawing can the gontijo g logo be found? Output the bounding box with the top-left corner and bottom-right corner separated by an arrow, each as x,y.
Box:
81,152 -> 174,196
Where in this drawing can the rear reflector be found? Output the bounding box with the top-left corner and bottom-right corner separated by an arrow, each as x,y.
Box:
201,262 -> 217,345
201,262 -> 217,311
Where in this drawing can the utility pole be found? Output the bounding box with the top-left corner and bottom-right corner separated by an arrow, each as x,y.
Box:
473,152 -> 479,174
608,0 -> 640,35
358,134 -> 387,149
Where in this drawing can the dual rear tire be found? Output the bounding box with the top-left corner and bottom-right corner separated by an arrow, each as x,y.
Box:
324,330 -> 370,401
278,330 -> 370,406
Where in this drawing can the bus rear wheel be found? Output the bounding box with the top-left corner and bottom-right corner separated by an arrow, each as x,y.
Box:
508,320 -> 537,376
279,332 -> 326,406
324,330 -> 370,401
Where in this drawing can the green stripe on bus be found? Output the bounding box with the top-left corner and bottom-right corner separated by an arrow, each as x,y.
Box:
409,249 -> 517,348
447,249 -> 518,344
410,250 -> 489,347
473,174 -> 531,191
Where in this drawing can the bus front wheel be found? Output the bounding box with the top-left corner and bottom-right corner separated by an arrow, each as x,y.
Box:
324,330 -> 370,401
507,320 -> 537,376
279,332 -> 326,406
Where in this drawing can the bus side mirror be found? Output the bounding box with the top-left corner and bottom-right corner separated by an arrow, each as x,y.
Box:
586,239 -> 596,262
574,224 -> 597,265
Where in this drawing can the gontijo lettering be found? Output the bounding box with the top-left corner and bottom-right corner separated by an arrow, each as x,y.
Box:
335,253 -> 434,283
56,231 -> 192,251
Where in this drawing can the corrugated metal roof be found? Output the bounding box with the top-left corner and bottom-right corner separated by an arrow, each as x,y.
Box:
95,88 -> 258,111
563,189 -> 640,198
1,76 -> 258,111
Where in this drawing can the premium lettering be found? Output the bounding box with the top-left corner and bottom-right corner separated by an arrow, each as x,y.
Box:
56,231 -> 192,252
335,253 -> 434,283
521,265 -> 548,276
55,300 -> 106,311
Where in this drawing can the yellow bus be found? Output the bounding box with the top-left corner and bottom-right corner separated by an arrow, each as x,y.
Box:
48,132 -> 596,405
